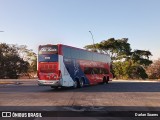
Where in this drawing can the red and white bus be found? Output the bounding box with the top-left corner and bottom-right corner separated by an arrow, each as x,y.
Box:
37,44 -> 112,88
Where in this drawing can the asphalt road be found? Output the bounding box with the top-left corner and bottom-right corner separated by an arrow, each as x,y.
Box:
0,80 -> 160,120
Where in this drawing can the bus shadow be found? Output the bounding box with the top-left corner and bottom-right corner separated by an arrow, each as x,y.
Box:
1,82 -> 160,93
44,82 -> 160,92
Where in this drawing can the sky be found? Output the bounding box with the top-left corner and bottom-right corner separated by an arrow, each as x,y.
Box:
0,0 -> 160,60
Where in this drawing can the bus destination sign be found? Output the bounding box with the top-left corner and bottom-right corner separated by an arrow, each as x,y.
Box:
39,45 -> 58,54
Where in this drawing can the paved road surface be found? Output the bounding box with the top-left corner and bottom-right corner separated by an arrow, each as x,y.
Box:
0,80 -> 160,120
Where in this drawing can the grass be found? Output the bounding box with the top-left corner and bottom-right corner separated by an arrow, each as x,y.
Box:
0,81 -> 15,84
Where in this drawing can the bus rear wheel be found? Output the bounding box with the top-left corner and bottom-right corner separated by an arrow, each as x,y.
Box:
102,77 -> 107,84
106,76 -> 109,84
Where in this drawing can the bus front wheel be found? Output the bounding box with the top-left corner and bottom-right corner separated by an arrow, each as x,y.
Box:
73,80 -> 78,88
78,78 -> 84,88
106,76 -> 109,84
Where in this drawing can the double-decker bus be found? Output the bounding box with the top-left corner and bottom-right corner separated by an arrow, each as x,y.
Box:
37,44 -> 112,88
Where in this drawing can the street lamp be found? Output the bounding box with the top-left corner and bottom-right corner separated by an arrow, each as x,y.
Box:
89,31 -> 96,51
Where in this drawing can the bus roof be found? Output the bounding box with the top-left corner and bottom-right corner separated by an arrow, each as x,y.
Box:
39,44 -> 110,57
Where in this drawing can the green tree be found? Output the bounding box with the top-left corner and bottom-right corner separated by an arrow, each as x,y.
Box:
0,43 -> 29,78
131,50 -> 152,67
84,38 -> 131,60
11,44 -> 37,78
127,50 -> 152,79
84,38 -> 152,79
128,64 -> 148,79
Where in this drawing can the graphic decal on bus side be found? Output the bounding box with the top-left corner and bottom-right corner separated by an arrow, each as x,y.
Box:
73,59 -> 79,76
63,57 -> 111,86
63,58 -> 90,85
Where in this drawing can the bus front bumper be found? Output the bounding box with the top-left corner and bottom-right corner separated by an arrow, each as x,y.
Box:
38,80 -> 60,86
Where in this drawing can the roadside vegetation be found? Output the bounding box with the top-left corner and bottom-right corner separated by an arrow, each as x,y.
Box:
0,43 -> 37,79
0,40 -> 159,80
84,38 -> 159,80
146,59 -> 160,79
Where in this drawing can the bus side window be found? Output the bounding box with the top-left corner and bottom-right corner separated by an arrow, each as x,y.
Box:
93,68 -> 99,74
84,67 -> 92,74
84,67 -> 88,74
99,68 -> 103,74
102,68 -> 109,74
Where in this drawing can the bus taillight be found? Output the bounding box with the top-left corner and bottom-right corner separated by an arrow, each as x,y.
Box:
58,70 -> 61,78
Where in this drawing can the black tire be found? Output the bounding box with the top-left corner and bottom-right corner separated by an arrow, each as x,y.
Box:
102,76 -> 109,84
78,78 -> 84,88
102,77 -> 107,84
102,77 -> 106,84
106,76 -> 109,84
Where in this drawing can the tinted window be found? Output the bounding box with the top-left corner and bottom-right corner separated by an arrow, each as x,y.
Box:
63,46 -> 71,58
38,54 -> 58,62
101,68 -> 109,74
84,67 -> 92,74
93,68 -> 99,74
